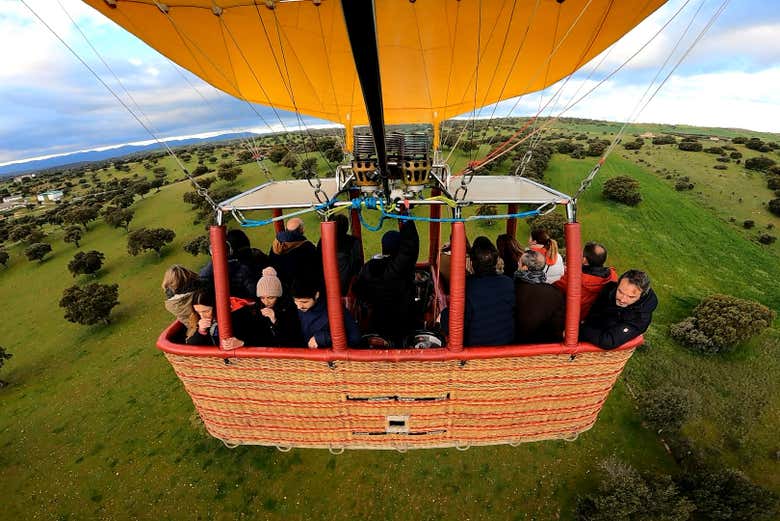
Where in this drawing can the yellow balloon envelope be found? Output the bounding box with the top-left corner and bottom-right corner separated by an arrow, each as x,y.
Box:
83,0 -> 667,138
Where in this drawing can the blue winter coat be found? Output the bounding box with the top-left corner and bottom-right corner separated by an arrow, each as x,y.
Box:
297,297 -> 361,348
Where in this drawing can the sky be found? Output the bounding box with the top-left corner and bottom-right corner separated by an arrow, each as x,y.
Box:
0,0 -> 778,166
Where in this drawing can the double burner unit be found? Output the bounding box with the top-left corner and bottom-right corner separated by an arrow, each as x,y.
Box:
350,131 -> 435,193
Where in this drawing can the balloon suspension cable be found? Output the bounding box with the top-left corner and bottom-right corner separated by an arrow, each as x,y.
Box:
574,0 -> 730,202
20,0 -> 218,213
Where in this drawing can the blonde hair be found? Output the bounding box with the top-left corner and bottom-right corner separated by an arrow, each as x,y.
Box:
162,265 -> 199,293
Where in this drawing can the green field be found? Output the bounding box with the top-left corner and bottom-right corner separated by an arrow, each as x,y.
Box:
1,122 -> 778,519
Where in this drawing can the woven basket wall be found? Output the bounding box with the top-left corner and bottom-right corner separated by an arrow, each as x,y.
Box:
166,348 -> 634,450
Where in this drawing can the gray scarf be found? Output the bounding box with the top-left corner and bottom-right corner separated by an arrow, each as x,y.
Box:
514,269 -> 547,284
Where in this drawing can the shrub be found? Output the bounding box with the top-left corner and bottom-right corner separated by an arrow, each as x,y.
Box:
59,283 -> 119,325
528,211 -> 566,243
758,234 -> 776,245
68,250 -> 105,277
575,459 -> 694,521
768,177 -> 780,191
623,140 -> 643,150
745,137 -> 766,151
639,386 -> 696,432
678,141 -> 703,152
675,179 -> 694,191
704,146 -> 724,154
715,156 -> 730,162
0,346 -> 12,387
729,151 -> 742,160
743,220 -> 755,229
731,136 -> 747,144
670,294 -> 776,354
652,135 -> 677,145
0,250 -> 8,267
713,165 -> 728,170
768,198 -> 780,216
555,140 -> 576,154
744,156 -> 776,172
602,176 -> 642,206
24,243 -> 52,263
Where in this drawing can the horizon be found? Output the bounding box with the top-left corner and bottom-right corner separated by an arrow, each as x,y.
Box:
2,0 -> 779,165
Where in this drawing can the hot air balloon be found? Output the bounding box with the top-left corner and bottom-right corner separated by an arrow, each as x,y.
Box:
83,0 -> 666,450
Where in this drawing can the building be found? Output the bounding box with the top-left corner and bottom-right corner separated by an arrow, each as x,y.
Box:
36,190 -> 64,202
13,173 -> 36,183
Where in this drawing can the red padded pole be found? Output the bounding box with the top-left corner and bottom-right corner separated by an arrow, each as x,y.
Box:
349,188 -> 363,260
272,208 -> 284,234
209,225 -> 233,341
506,203 -> 519,238
428,188 -> 441,267
321,221 -> 347,351
564,222 -> 583,349
448,221 -> 466,352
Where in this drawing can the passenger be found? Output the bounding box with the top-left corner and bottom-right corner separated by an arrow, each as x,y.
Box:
184,286 -> 255,348
353,218 -> 419,345
554,241 -> 618,316
199,229 -> 267,299
255,267 -> 303,347
514,250 -> 566,343
496,233 -> 523,278
269,217 -> 320,290
529,228 -> 564,283
316,214 -> 363,295
441,236 -> 514,346
161,265 -> 200,336
580,269 -> 658,350
438,235 -> 472,293
292,277 -> 361,348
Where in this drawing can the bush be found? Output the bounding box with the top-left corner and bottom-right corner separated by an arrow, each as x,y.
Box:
623,140 -> 643,150
768,176 -> 780,191
0,346 -> 12,386
528,211 -> 566,243
68,250 -> 105,277
729,151 -> 742,160
758,234 -> 776,245
713,164 -> 728,170
704,146 -> 724,154
59,283 -> 119,325
575,459 -> 694,521
653,135 -> 677,145
602,176 -> 642,206
675,179 -> 694,191
768,198 -> 780,216
715,156 -> 730,163
24,243 -> 52,263
670,294 -> 776,354
731,136 -> 747,144
744,156 -> 776,172
639,386 -> 696,432
743,220 -> 755,229
0,249 -> 8,267
678,141 -> 703,152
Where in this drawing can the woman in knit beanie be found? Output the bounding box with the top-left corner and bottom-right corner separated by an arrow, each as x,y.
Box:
255,267 -> 303,347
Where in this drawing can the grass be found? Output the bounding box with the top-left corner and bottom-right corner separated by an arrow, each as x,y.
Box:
1,123 -> 779,519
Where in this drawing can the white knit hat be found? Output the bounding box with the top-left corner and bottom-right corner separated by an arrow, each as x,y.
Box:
256,267 -> 282,297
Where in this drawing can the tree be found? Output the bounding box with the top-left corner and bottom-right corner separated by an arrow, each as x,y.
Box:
24,243 -> 52,263
744,156 -> 776,172
0,250 -> 8,268
237,150 -> 253,162
325,146 -> 344,164
217,163 -> 242,182
281,153 -> 299,170
670,294 -> 776,354
64,205 -> 100,230
602,176 -> 642,206
68,250 -> 105,277
678,141 -> 703,152
104,207 -> 134,231
184,235 -> 210,256
127,227 -> 176,256
639,386 -> 697,433
575,459 -> 694,521
0,346 -> 12,387
269,144 -> 287,163
10,224 -> 43,244
528,211 -> 567,243
132,181 -> 152,199
191,165 -> 211,177
63,225 -> 83,247
475,204 -> 498,226
111,193 -> 135,208
679,465 -> 779,521
300,156 -> 317,174
59,283 -> 119,325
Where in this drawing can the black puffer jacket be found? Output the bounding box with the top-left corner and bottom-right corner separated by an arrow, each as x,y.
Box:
580,281 -> 659,349
353,220 -> 419,343
442,273 -> 515,346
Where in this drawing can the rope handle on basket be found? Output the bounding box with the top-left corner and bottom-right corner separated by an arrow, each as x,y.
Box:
276,445 -> 293,453
329,445 -> 345,455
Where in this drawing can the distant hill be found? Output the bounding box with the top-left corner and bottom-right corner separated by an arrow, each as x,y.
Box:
0,131 -> 259,178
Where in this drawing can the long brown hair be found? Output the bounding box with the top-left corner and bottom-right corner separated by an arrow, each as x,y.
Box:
188,287 -> 216,332
496,234 -> 523,264
530,229 -> 558,263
